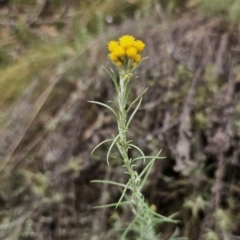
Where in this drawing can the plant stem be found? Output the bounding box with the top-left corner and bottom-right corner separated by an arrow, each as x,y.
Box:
117,74 -> 141,204
117,73 -> 157,240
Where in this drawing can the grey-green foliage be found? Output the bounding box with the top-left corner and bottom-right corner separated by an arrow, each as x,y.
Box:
90,60 -> 178,239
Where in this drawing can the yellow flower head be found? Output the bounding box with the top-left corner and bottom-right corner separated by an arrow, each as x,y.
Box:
126,47 -> 137,58
109,52 -> 118,62
119,35 -> 135,49
134,54 -> 141,62
134,40 -> 145,52
108,41 -> 119,52
107,35 -> 145,69
114,46 -> 125,57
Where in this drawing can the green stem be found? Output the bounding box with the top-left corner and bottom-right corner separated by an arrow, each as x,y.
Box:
117,73 -> 157,240
118,74 -> 140,202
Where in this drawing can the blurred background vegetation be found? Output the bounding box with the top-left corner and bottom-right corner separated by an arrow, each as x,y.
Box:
0,0 -> 240,239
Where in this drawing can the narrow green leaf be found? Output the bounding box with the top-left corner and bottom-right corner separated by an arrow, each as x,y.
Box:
88,100 -> 118,118
116,180 -> 131,209
116,142 -> 124,159
139,150 -> 162,179
107,133 -> 120,165
150,208 -> 178,223
125,87 -> 131,103
139,159 -> 155,190
91,179 -> 132,190
126,88 -> 148,113
102,65 -> 119,91
129,144 -> 145,164
132,155 -> 165,163
93,201 -> 130,209
91,138 -> 113,155
120,215 -> 138,240
126,97 -> 142,127
168,212 -> 179,220
139,150 -> 163,190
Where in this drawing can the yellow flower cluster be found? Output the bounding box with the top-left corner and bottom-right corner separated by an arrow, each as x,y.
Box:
108,35 -> 145,68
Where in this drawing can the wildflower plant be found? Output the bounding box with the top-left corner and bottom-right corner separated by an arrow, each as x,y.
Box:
89,35 -> 178,239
